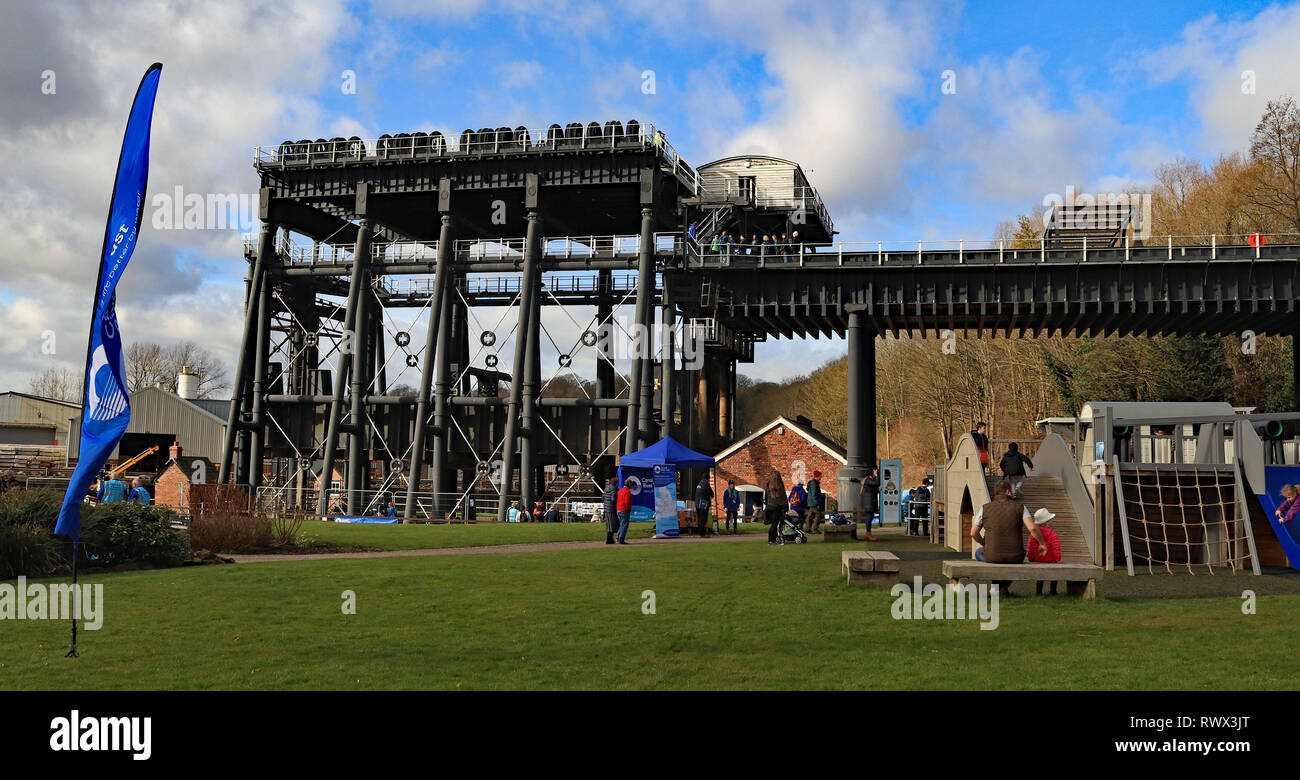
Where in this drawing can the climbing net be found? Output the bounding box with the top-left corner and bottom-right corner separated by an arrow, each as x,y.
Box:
1115,464 -> 1252,574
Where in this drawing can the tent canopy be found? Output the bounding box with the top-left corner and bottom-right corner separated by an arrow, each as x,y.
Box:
620,436 -> 715,469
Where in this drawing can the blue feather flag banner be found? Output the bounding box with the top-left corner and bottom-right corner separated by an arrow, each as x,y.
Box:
56,63 -> 163,541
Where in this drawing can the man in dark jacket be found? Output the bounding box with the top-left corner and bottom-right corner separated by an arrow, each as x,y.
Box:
765,467 -> 788,545
602,476 -> 619,544
806,470 -> 825,533
694,476 -> 713,536
722,480 -> 741,533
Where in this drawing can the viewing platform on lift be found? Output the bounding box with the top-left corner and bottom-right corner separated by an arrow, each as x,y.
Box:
685,155 -> 835,246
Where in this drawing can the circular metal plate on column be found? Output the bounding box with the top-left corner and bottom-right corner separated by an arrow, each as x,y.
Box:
298,458 -> 312,471
556,464 -> 569,476
390,459 -> 404,472
558,353 -> 572,367
485,354 -> 498,368
476,461 -> 490,473
581,330 -> 598,347
579,465 -> 590,477
406,354 -> 419,367
480,331 -> 496,347
394,331 -> 410,347
304,332 -> 319,348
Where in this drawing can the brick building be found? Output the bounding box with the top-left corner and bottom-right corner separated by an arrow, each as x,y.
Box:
713,415 -> 847,517
152,441 -> 216,512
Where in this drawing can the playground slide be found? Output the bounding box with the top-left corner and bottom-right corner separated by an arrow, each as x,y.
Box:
1251,466 -> 1300,570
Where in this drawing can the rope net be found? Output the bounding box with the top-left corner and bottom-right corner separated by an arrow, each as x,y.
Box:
1116,464 -> 1251,575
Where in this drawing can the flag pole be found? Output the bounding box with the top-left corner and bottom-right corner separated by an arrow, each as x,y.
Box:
66,538 -> 79,658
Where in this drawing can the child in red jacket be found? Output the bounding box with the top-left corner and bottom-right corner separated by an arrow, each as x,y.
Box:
1027,508 -> 1062,595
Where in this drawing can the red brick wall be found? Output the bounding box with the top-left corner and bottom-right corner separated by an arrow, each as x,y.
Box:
714,425 -> 845,511
153,464 -> 191,511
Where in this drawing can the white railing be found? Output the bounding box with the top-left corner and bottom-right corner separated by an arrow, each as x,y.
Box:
374,233 -> 683,263
241,232 -> 684,266
254,121 -> 700,194
378,271 -> 642,298
698,180 -> 834,234
687,232 -> 1300,266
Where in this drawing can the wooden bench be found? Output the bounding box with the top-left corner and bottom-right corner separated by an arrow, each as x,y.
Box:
941,561 -> 1102,599
822,522 -> 856,542
842,550 -> 900,586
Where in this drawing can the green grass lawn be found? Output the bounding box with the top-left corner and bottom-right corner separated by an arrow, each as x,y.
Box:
4,534 -> 1298,690
302,518 -> 766,551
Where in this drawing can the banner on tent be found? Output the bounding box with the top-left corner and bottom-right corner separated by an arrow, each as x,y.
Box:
654,464 -> 679,537
619,466 -> 656,522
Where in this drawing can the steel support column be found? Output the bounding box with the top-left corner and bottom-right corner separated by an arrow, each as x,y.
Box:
497,211 -> 542,521
219,221 -> 275,486
346,253 -> 371,515
520,268 -> 542,509
838,309 -> 876,513
661,280 -> 675,441
429,274 -> 454,514
626,208 -> 655,452
315,220 -> 372,516
404,215 -> 454,519
248,270 -> 271,491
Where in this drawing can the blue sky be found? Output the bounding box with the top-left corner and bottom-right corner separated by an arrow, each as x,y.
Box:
4,0 -> 1300,390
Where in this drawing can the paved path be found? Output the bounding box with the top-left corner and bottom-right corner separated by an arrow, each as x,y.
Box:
228,531 -> 769,563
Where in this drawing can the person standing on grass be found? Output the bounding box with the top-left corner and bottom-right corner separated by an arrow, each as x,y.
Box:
999,442 -> 1034,497
765,467 -> 788,545
507,500 -> 522,523
857,467 -> 879,540
602,476 -> 619,544
615,478 -> 634,544
694,475 -> 713,536
722,480 -> 741,533
804,470 -> 824,533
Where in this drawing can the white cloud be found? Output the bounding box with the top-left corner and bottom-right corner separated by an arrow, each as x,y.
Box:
0,0 -> 352,392
1141,6 -> 1300,153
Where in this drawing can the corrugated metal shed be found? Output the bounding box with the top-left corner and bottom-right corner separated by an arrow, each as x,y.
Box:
67,386 -> 227,463
0,392 -> 80,427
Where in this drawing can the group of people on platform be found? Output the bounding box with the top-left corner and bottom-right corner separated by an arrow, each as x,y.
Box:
686,225 -> 808,257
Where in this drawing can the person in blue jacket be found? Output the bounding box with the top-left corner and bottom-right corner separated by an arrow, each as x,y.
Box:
97,473 -> 127,503
722,480 -> 741,534
127,477 -> 151,506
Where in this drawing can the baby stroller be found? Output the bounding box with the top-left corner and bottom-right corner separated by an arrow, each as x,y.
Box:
777,510 -> 808,544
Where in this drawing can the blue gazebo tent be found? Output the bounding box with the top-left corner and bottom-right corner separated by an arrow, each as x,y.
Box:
618,437 -> 716,537
619,436 -> 716,469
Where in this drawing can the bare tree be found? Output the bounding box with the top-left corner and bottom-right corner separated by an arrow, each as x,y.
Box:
125,340 -> 230,399
28,366 -> 81,402
1249,96 -> 1300,230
